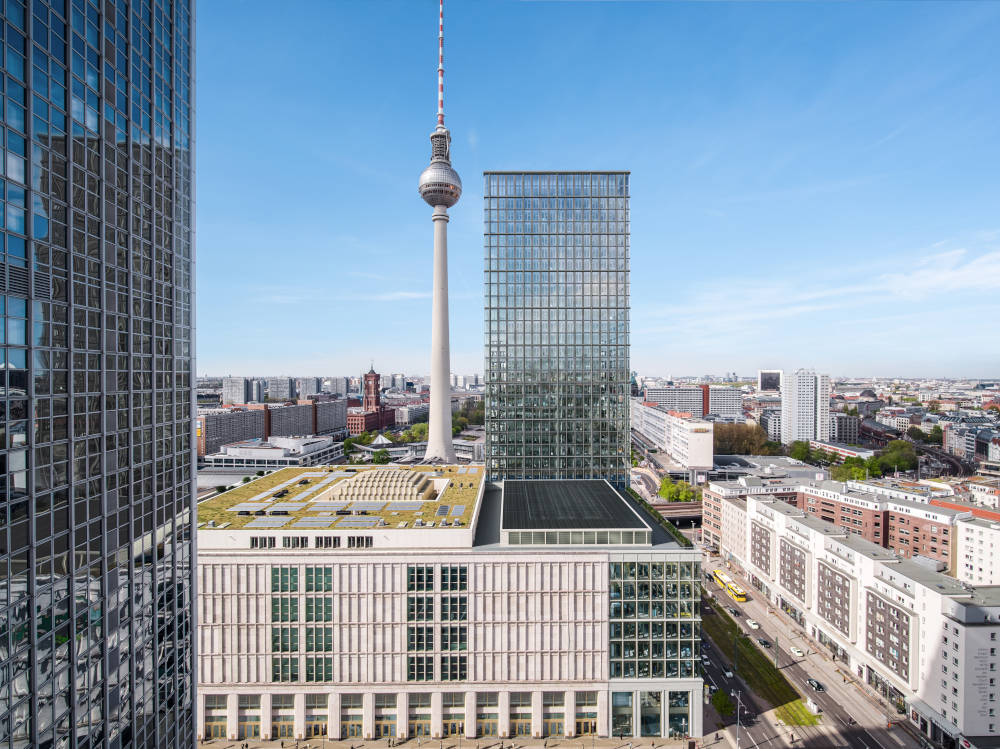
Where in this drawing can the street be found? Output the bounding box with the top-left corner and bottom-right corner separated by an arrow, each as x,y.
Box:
699,556 -> 923,749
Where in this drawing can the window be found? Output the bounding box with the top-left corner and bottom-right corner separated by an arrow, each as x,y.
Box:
442,566 -> 468,591
410,693 -> 432,708
407,596 -> 433,622
272,598 -> 298,622
273,695 -> 295,709
305,597 -> 333,622
239,695 -> 261,709
305,627 -> 333,652
305,656 -> 334,682
271,567 -> 298,593
441,596 -> 467,621
283,536 -> 309,549
577,692 -> 598,707
408,626 -> 434,651
441,626 -> 467,651
543,692 -> 564,707
271,627 -> 298,652
441,655 -> 467,681
407,656 -> 433,682
347,535 -> 373,548
205,695 -> 227,709
251,536 -> 275,549
315,536 -> 341,549
272,657 -> 299,682
408,566 -> 434,592
305,566 -> 333,593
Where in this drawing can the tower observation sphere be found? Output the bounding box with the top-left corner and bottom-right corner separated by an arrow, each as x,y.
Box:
419,128 -> 462,207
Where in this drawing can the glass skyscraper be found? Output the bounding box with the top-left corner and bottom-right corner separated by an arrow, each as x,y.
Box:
483,172 -> 630,487
0,1 -> 195,747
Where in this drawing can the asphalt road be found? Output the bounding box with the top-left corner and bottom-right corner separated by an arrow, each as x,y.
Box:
704,590 -> 918,749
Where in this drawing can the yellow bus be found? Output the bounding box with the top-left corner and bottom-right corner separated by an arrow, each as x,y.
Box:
712,569 -> 747,602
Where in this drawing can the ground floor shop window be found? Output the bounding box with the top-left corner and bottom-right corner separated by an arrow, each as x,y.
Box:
612,692 -> 632,737
640,692 -> 661,737
668,691 -> 690,738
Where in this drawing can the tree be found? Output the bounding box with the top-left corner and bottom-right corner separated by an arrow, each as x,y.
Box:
876,440 -> 918,474
928,400 -> 941,414
928,425 -> 943,445
372,449 -> 390,464
658,475 -> 675,500
242,476 -> 251,483
214,485 -> 228,494
789,441 -> 811,462
713,423 -> 771,455
657,475 -> 701,502
906,426 -> 926,442
712,689 -> 734,717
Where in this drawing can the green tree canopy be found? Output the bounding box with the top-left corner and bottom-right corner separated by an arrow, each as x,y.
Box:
789,441 -> 812,462
712,689 -> 734,717
371,449 -> 390,464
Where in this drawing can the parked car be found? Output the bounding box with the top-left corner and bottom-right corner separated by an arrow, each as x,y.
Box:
756,638 -> 771,648
723,669 -> 734,678
746,619 -> 760,630
790,646 -> 805,658
807,678 -> 825,692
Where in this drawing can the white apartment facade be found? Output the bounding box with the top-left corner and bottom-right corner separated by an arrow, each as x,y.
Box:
955,518 -> 1000,585
630,399 -> 714,470
780,369 -> 831,445
712,494 -> 1000,748
197,466 -> 703,742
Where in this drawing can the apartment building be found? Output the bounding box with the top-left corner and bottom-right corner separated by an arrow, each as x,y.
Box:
780,369 -> 831,445
713,494 -> 1000,748
955,518 -> 1000,585
703,478 -> 971,571
196,466 -> 703,742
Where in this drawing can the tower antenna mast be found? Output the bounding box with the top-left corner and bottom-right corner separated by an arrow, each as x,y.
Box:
438,0 -> 445,126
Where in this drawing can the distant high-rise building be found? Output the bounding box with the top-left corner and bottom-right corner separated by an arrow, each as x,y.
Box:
780,369 -> 831,445
222,376 -> 252,405
326,376 -> 349,396
251,379 -> 265,402
484,171 -> 630,486
832,412 -> 860,444
296,376 -> 322,398
643,385 -> 742,419
0,1 -> 197,746
268,377 -> 295,402
758,369 -> 782,392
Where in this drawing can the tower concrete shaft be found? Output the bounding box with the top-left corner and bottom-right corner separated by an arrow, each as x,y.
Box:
424,205 -> 457,463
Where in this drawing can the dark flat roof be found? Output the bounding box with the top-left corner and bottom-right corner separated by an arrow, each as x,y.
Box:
501,480 -> 649,530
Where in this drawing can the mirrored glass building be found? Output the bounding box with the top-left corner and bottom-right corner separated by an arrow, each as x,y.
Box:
0,0 -> 195,746
483,172 -> 630,487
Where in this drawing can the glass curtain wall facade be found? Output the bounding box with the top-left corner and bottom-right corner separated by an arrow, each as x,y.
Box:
483,172 -> 629,487
0,1 -> 195,748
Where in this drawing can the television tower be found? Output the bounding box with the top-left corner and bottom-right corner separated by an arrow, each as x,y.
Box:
418,0 -> 460,463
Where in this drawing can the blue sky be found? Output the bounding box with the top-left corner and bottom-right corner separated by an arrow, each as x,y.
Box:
196,1 -> 1000,379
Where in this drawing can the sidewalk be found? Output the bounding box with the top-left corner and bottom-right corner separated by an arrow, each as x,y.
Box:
197,738 -> 700,749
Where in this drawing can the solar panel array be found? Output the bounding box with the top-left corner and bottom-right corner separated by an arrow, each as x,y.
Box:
336,517 -> 379,528
269,503 -> 308,512
436,505 -> 450,517
292,519 -> 335,528
385,501 -> 425,511
246,517 -> 291,528
349,501 -> 386,512
227,502 -> 272,512
450,505 -> 465,516
309,502 -> 350,511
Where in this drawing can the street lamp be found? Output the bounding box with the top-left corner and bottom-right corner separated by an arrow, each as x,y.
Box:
735,691 -> 742,749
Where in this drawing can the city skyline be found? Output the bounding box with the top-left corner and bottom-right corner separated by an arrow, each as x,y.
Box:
196,1 -> 1000,377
